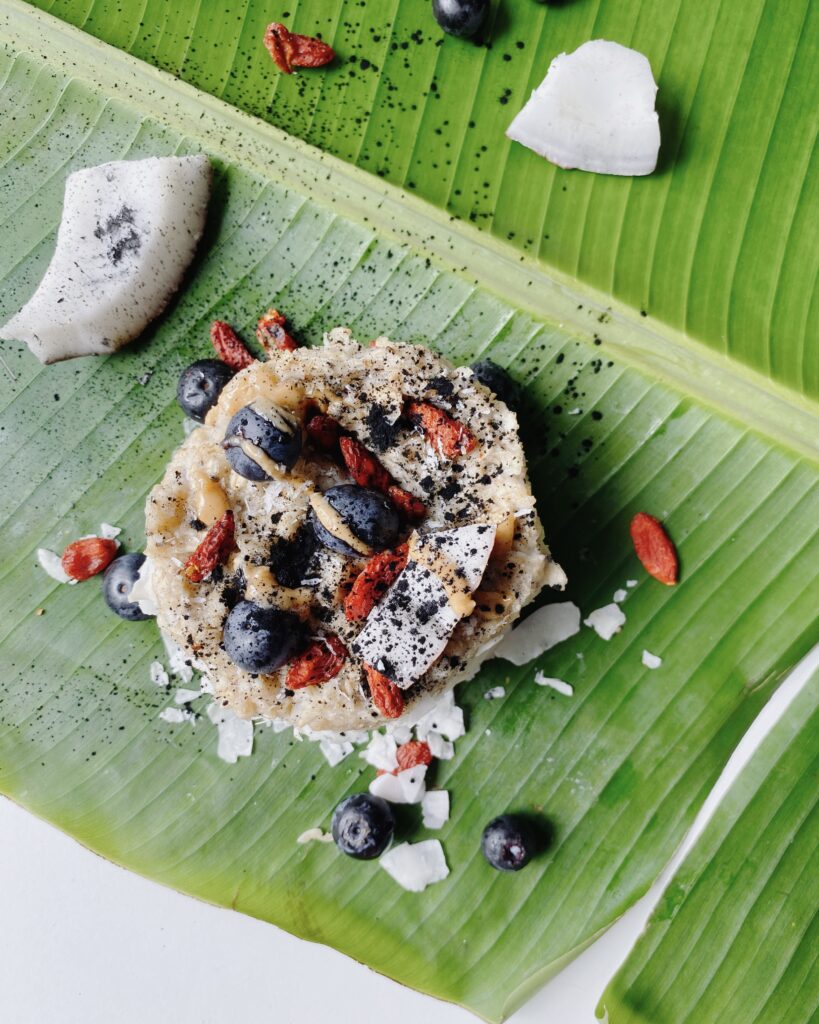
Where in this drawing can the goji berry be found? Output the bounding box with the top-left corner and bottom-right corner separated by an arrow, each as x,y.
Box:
286,634 -> 347,689
364,664 -> 404,719
61,537 -> 118,581
256,308 -> 297,353
210,321 -> 255,371
630,512 -> 678,585
339,436 -> 392,492
264,23 -> 335,74
183,510 -> 236,583
405,400 -> 476,459
387,484 -> 426,521
396,740 -> 432,772
344,543 -> 408,622
306,413 -> 342,453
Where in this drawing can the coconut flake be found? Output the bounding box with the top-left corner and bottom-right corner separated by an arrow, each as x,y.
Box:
162,633 -> 194,683
206,702 -> 254,763
360,732 -> 399,773
99,522 -> 122,540
421,791 -> 450,830
159,707 -> 194,725
584,603 -> 626,640
369,765 -> 427,805
297,828 -> 334,845
174,687 -> 202,704
491,601 -> 581,666
182,417 -> 200,436
319,737 -> 354,767
627,579 -> 638,588
484,686 -> 506,700
149,661 -> 170,688
642,649 -> 662,669
128,555 -> 158,616
507,39 -> 660,176
380,840 -> 449,892
535,671 -> 574,697
426,732 -> 455,760
613,588 -> 628,603
413,690 -> 465,743
36,548 -> 75,584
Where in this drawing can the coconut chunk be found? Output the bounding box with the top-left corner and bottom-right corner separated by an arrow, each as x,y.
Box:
369,765 -> 428,805
380,840 -> 449,892
506,39 -> 660,176
206,702 -> 254,763
491,601 -> 581,666
0,155 -> 212,363
584,602 -> 626,640
421,791 -> 450,830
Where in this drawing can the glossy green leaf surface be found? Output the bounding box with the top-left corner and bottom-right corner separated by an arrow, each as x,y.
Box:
28,0 -> 819,399
599,670 -> 819,1024
0,4 -> 817,1021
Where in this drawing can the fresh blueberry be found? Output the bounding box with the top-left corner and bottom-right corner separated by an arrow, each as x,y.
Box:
331,793 -> 395,860
177,360 -> 234,422
432,0 -> 488,38
223,402 -> 302,480
481,814 -> 537,871
103,553 -> 151,621
470,359 -> 521,411
223,600 -> 305,673
311,484 -> 400,556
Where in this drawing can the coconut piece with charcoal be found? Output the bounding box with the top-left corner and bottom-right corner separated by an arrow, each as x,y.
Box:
142,328 -> 565,731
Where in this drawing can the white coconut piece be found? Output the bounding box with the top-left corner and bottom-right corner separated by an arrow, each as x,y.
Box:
613,588 -> 628,603
642,649 -> 662,669
369,765 -> 428,805
149,661 -> 170,688
360,731 -> 399,773
206,702 -> 254,763
421,791 -> 450,830
380,840 -> 449,892
318,737 -> 354,767
534,671 -> 574,697
36,548 -> 74,584
484,686 -> 506,700
129,555 -> 158,616
506,39 -> 660,176
491,601 -> 581,666
426,732 -> 455,760
584,602 -> 626,640
159,707 -> 194,725
413,690 -> 465,743
297,828 -> 334,845
0,155 -> 212,363
99,522 -> 122,540
174,687 -> 202,704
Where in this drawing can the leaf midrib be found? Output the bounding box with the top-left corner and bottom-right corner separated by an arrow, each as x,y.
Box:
1,0 -> 816,464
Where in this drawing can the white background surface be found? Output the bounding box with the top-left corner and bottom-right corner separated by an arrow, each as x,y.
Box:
1,649 -> 815,1024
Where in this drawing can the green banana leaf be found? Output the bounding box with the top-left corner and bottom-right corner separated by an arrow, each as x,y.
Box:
29,0 -> 819,400
598,666 -> 819,1024
0,2 -> 817,1021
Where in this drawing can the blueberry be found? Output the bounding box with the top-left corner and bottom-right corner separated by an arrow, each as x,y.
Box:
311,484 -> 400,556
223,402 -> 302,480
103,553 -> 151,621
432,0 -> 488,38
481,814 -> 537,871
177,360 -> 234,422
223,600 -> 305,673
470,359 -> 521,411
331,793 -> 395,860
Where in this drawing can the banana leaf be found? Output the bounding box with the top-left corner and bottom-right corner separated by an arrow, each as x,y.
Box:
0,3 -> 817,1022
598,666 -> 819,1024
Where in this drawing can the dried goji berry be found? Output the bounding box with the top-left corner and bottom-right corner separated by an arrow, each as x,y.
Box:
61,537 -> 118,581
344,543 -> 408,622
364,664 -> 404,719
286,634 -> 347,689
339,436 -> 392,492
183,510 -> 236,583
256,308 -> 297,353
210,321 -> 256,371
306,413 -> 342,453
396,740 -> 433,772
630,512 -> 678,586
405,400 -> 476,459
264,23 -> 335,74
387,484 -> 426,521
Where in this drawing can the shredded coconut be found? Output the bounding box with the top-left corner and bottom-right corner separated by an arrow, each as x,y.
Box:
421,791 -> 450,829
369,765 -> 427,805
584,602 -> 626,640
491,601 -> 581,665
642,649 -> 662,669
206,702 -> 254,763
297,828 -> 334,845
380,840 -> 449,892
534,671 -> 574,696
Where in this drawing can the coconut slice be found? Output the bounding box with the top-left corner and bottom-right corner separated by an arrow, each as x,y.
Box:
506,39 -> 660,176
0,155 -> 212,363
380,840 -> 449,892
